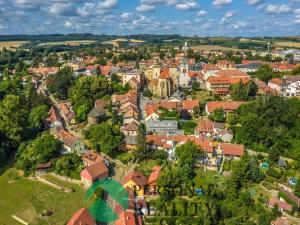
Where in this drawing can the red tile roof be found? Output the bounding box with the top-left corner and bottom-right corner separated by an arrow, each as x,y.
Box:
123,121 -> 139,131
146,135 -> 214,153
159,69 -> 170,79
268,198 -> 293,212
202,64 -> 219,71
216,70 -> 248,77
148,166 -> 161,185
206,101 -> 245,114
272,217 -> 292,225
67,208 -> 96,225
269,78 -> 284,86
121,171 -> 147,187
183,100 -> 199,110
195,118 -> 214,133
80,161 -> 108,181
115,210 -> 142,225
220,143 -> 244,157
100,65 -> 112,76
82,150 -> 104,165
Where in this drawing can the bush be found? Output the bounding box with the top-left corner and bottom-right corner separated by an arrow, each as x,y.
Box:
116,152 -> 135,164
266,168 -> 282,179
154,150 -> 169,160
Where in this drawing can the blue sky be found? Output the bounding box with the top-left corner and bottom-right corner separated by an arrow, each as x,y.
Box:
0,0 -> 299,36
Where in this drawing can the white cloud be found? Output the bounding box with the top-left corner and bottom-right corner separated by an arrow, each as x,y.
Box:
295,15 -> 300,24
197,10 -> 208,17
120,12 -> 133,20
136,4 -> 155,12
136,0 -> 198,12
247,0 -> 263,5
233,21 -> 250,29
212,0 -> 232,8
49,3 -> 77,16
175,1 -> 199,10
264,4 -> 292,14
221,10 -> 236,24
64,20 -> 73,28
77,0 -> 118,17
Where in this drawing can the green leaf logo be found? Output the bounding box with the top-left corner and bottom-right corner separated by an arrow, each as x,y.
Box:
85,177 -> 129,222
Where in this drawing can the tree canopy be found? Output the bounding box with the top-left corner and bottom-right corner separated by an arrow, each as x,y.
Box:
16,133 -> 60,173
234,95 -> 300,159
85,122 -> 124,157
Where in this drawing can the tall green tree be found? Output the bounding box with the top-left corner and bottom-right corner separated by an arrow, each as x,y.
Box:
135,123 -> 151,161
16,133 -> 60,173
85,123 -> 124,157
256,64 -> 273,83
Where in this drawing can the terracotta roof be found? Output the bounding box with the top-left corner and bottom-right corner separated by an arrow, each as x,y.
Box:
271,63 -> 295,71
183,100 -> 199,110
206,101 -> 245,114
219,143 -> 244,157
159,69 -> 170,79
269,78 -> 284,86
100,65 -> 112,76
216,70 -> 248,77
148,166 -> 161,185
121,171 -> 147,187
80,161 -> 108,181
146,135 -> 214,153
123,121 -> 140,131
215,87 -> 230,94
128,77 -> 140,86
67,208 -> 96,225
202,64 -> 219,71
196,118 -> 214,133
82,150 -> 104,165
144,102 -> 178,116
268,198 -> 293,212
207,76 -> 230,85
46,107 -> 61,124
115,210 -> 142,225
188,71 -> 203,78
272,217 -> 291,225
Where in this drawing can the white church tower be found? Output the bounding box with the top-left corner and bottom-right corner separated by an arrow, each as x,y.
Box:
179,42 -> 190,88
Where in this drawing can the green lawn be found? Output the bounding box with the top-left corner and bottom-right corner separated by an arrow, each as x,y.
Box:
0,168 -> 86,225
194,169 -> 227,187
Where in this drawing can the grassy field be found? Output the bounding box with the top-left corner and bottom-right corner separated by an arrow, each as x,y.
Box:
191,45 -> 239,51
0,168 -> 86,225
0,41 -> 27,50
274,41 -> 300,48
37,40 -> 96,46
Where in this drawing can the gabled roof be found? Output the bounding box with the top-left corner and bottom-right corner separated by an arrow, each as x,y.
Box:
269,78 -> 284,86
67,208 -> 96,225
159,69 -> 170,79
80,161 -> 108,181
148,166 -> 161,185
268,198 -> 293,212
121,171 -> 147,186
206,101 -> 245,113
82,150 -> 104,165
123,121 -> 140,131
219,143 -> 244,157
183,100 -> 199,110
115,210 -> 142,225
216,70 -> 248,77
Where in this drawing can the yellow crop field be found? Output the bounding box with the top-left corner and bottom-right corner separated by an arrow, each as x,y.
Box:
274,41 -> 300,48
0,41 -> 27,50
38,40 -> 96,46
